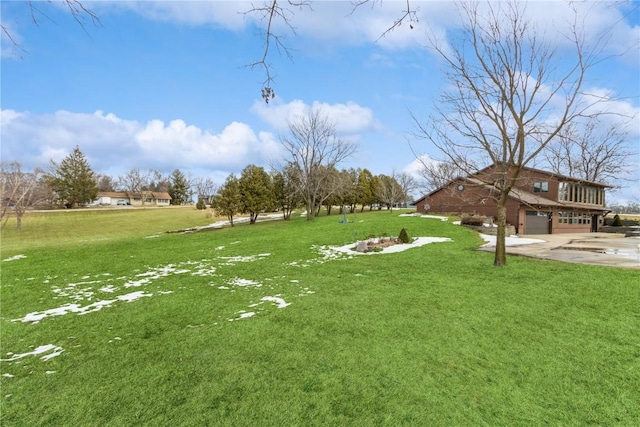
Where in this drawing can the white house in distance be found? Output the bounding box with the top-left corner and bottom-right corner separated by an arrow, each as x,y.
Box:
94,191 -> 172,207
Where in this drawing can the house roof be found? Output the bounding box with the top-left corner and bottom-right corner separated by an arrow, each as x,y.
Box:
414,176 -> 610,213
96,191 -> 172,199
475,163 -> 612,188
413,162 -> 611,206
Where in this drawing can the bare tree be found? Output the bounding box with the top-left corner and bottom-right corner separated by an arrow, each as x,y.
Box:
542,118 -> 636,187
118,168 -> 149,194
373,172 -> 412,212
193,177 -> 218,206
2,1 -> 100,57
245,0 -> 417,102
0,162 -> 43,230
278,108 -> 356,221
242,0 -> 311,103
413,1 -> 608,266
95,173 -> 117,192
395,171 -> 418,206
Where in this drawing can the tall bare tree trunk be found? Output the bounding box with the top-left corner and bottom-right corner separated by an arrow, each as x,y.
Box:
494,200 -> 508,266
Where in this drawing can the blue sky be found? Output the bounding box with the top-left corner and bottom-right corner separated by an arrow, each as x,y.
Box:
1,1 -> 639,203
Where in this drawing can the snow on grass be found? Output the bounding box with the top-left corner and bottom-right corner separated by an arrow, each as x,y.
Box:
228,278 -> 262,288
14,291 -> 152,323
10,252 -> 279,324
261,296 -> 291,308
479,234 -> 546,247
329,237 -> 452,256
287,237 -> 452,267
183,214 -> 283,233
2,254 -> 26,262
229,311 -> 256,321
399,213 -> 449,221
218,254 -> 271,265
1,344 -> 64,362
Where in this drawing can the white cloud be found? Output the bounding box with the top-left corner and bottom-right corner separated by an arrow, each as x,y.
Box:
0,110 -> 274,180
100,1 -> 251,30
107,2 -> 638,62
251,99 -> 376,134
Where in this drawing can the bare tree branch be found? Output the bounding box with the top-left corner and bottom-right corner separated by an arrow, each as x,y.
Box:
2,0 -> 101,57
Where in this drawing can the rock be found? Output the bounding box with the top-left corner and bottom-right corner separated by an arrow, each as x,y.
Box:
355,241 -> 368,252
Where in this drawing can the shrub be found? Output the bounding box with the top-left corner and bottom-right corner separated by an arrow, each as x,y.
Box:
612,214 -> 623,226
398,228 -> 411,244
196,199 -> 206,210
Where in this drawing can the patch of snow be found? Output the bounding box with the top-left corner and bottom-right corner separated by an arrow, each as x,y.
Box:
2,254 -> 26,262
330,237 -> 452,256
229,278 -> 261,287
2,373 -> 14,378
479,234 -> 546,248
45,371 -> 56,375
400,213 -> 449,221
230,311 -> 256,321
261,296 -> 290,308
14,291 -> 152,323
219,253 -> 270,265
215,246 -> 225,251
1,344 -> 64,362
117,291 -> 153,302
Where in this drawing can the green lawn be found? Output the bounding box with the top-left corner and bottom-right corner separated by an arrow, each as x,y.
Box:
1,208 -> 638,426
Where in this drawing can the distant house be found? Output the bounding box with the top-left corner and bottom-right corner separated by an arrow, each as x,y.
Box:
413,164 -> 610,235
94,191 -> 171,207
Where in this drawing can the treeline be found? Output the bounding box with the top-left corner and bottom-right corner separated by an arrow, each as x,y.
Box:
608,202 -> 640,215
208,164 -> 417,226
1,145 -> 416,230
0,147 -> 195,229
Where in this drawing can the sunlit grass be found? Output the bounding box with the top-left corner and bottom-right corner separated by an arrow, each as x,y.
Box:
1,209 -> 638,426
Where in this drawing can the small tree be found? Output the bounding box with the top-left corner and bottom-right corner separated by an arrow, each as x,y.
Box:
398,228 -> 411,244
1,162 -> 43,230
611,214 -> 623,227
272,165 -> 302,220
214,174 -> 242,226
238,165 -> 274,224
374,173 -> 404,211
46,146 -> 97,208
278,108 -> 356,221
356,168 -> 375,212
168,169 -> 191,205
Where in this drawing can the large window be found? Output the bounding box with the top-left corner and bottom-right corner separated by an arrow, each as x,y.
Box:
557,211 -> 592,225
558,182 -> 603,205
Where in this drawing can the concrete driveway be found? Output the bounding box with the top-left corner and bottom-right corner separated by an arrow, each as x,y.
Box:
480,233 -> 640,269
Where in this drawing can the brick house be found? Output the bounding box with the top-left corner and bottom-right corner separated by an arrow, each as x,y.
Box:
413,164 -> 611,235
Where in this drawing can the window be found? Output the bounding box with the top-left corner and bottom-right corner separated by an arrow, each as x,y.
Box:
557,211 -> 591,225
557,181 -> 603,205
533,181 -> 549,193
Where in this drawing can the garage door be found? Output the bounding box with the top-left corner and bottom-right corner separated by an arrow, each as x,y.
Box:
525,211 -> 550,234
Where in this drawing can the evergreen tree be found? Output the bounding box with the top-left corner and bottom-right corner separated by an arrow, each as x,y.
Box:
47,146 -> 98,208
238,165 -> 274,224
272,165 -> 302,220
214,174 -> 242,226
168,169 -> 191,205
356,168 -> 375,212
